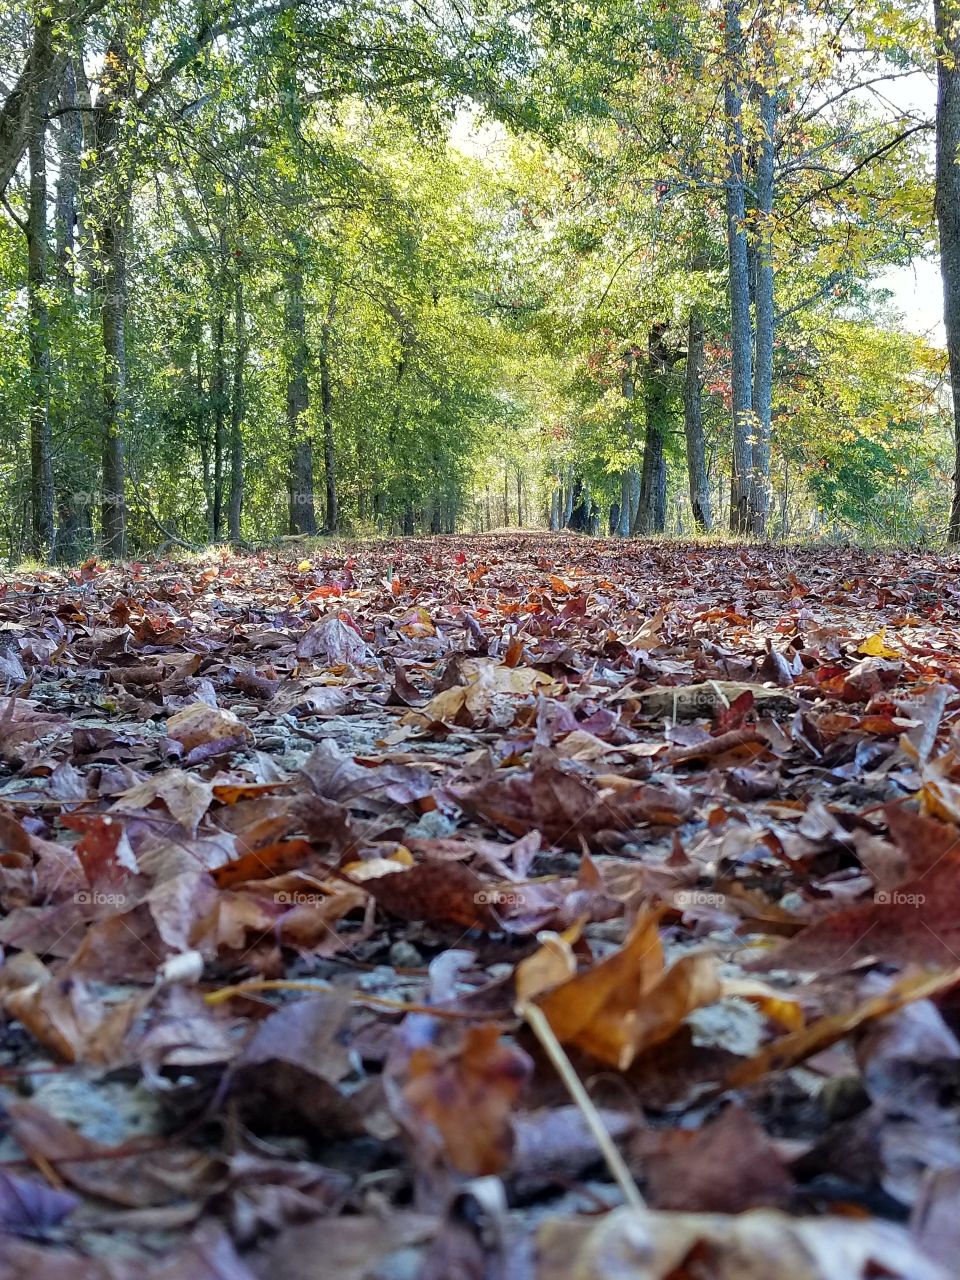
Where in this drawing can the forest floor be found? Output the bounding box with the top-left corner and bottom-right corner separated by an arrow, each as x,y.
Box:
0,533 -> 959,1278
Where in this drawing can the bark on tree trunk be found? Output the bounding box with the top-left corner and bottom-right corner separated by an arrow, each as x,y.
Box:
683,307 -> 711,531
633,324 -> 671,535
618,350 -> 637,536
210,229 -> 227,540
0,12 -> 66,199
749,20 -> 776,535
285,252 -> 317,535
27,25 -> 55,557
54,60 -> 82,279
725,0 -> 754,535
937,0 -> 960,543
228,246 -> 245,543
91,36 -> 134,559
319,288 -> 338,533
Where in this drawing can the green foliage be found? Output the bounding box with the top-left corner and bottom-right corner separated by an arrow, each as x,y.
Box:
0,0 -> 951,558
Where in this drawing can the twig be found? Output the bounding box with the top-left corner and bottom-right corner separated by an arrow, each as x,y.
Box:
521,1001 -> 645,1209
203,977 -> 509,1020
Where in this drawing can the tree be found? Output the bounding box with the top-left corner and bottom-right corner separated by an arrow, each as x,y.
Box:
937,0 -> 960,543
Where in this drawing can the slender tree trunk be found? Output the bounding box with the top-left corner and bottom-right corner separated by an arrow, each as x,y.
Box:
749,20 -> 777,534
618,351 -> 637,536
683,307 -> 711,531
210,229 -> 227,540
633,325 -> 671,535
285,252 -> 316,535
319,288 -> 338,532
937,0 -> 960,543
54,61 -> 82,278
91,37 -> 134,558
98,221 -> 127,556
725,0 -> 754,535
52,58 -> 86,563
27,29 -> 55,557
563,465 -> 575,526
228,250 -> 245,543
516,467 -> 522,526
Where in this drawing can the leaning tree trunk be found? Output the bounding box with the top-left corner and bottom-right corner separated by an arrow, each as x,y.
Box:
724,0 -> 754,535
285,252 -> 317,535
749,20 -> 777,535
683,307 -> 711,531
937,0 -> 960,543
26,25 -> 55,556
0,12 -> 64,200
319,288 -> 338,533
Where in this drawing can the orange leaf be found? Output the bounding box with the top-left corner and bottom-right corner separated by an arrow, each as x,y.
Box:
403,1025 -> 531,1174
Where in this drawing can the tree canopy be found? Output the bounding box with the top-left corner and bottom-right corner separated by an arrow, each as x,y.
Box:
0,0 -> 951,559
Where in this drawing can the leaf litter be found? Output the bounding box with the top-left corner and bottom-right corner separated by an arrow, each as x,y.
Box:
0,535 -> 959,1275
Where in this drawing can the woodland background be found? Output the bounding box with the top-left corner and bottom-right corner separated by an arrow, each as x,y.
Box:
0,0 -> 957,560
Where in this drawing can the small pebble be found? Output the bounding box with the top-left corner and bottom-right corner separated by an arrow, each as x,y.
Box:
389,941 -> 423,969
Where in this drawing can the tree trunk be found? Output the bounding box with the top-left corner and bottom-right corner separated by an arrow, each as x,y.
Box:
54,60 -> 82,280
91,36 -> 134,558
618,351 -> 638,536
725,0 -> 754,535
319,288 -> 338,532
683,307 -> 711,531
228,251 -> 245,543
749,20 -> 776,535
937,0 -> 960,543
210,229 -> 227,540
563,465 -> 575,526
285,253 -> 317,535
98,225 -> 127,557
0,13 -> 65,199
26,25 -> 55,557
633,325 -> 670,535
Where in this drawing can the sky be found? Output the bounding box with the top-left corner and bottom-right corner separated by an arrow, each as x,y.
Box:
877,66 -> 942,340
881,259 -> 944,341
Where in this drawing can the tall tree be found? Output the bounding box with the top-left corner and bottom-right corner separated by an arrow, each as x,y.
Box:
937,0 -> 960,543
